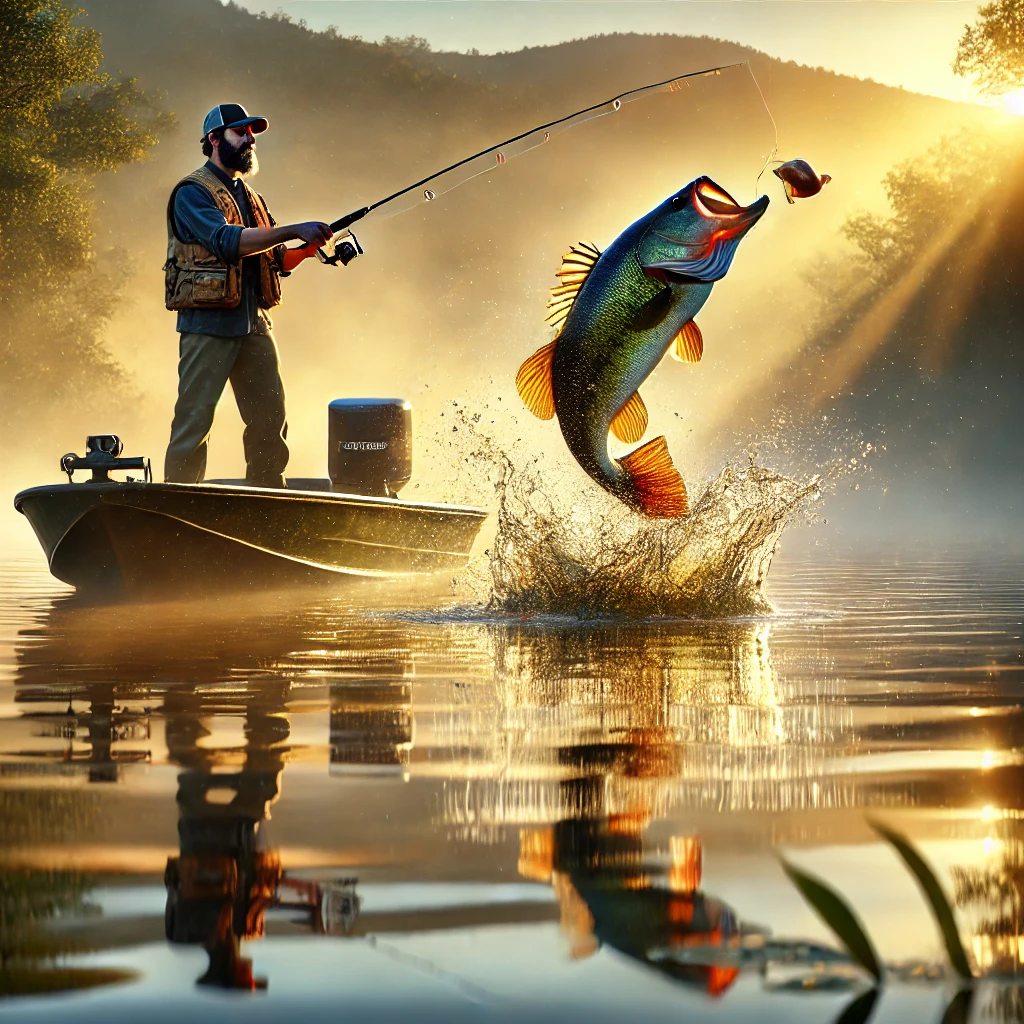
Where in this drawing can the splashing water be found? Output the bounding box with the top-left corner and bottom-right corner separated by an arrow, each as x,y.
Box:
484,456 -> 820,619
426,400 -> 821,620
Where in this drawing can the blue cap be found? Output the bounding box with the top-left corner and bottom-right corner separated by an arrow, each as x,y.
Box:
202,103 -> 269,137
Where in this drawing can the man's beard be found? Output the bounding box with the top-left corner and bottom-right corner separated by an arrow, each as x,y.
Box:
220,135 -> 258,175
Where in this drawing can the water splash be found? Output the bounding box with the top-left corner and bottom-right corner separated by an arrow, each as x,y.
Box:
484,454 -> 820,619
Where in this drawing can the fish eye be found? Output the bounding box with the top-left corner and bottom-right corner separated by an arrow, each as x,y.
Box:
670,194 -> 687,210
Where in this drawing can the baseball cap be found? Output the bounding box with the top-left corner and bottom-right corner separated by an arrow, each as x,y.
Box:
202,103 -> 269,137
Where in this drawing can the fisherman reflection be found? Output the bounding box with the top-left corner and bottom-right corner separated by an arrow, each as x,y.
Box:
162,681 -> 348,990
519,765 -> 742,997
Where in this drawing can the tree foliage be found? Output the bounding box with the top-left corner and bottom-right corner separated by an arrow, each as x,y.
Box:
804,130 -> 1003,321
0,0 -> 173,427
953,0 -> 1024,96
841,130 -> 1002,281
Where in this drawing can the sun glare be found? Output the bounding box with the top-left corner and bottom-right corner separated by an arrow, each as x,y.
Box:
1002,88 -> 1024,117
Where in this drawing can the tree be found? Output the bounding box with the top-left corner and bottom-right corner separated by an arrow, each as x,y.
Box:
953,0 -> 1024,96
0,1 -> 173,429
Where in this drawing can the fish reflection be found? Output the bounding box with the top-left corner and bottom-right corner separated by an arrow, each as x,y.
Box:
163,681 -> 359,990
520,808 -> 742,996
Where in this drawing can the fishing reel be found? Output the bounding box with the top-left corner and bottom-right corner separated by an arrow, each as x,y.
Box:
316,230 -> 363,267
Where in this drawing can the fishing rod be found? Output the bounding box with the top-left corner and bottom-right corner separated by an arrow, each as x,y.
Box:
315,60 -> 750,266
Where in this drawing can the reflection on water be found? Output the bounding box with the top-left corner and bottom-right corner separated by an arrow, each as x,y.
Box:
0,554 -> 1022,1019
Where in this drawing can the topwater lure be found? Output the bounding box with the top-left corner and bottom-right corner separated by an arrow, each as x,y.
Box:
773,159 -> 831,203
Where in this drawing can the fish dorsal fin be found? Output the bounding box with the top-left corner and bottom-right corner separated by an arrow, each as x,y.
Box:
610,391 -> 648,444
516,340 -> 557,420
545,241 -> 601,334
671,320 -> 704,363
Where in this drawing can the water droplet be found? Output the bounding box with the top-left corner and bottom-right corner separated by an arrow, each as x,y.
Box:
495,152 -> 506,165
613,99 -> 621,111
543,131 -> 550,142
423,189 -> 435,201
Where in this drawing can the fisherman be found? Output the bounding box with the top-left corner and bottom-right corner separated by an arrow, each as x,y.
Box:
163,103 -> 333,487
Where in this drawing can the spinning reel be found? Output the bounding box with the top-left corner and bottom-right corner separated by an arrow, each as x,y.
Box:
316,230 -> 363,267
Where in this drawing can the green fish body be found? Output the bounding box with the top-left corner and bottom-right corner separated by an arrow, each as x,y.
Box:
517,177 -> 769,517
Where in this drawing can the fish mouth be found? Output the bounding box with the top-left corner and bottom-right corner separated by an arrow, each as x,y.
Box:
642,177 -> 769,284
690,177 -> 769,231
694,178 -> 747,217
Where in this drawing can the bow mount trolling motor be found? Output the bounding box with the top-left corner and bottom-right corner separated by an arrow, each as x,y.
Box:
61,435 -> 152,483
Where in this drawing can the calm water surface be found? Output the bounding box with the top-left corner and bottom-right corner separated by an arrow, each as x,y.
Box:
0,552 -> 1022,1022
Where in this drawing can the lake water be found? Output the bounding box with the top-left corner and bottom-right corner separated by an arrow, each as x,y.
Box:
0,551 -> 1022,1022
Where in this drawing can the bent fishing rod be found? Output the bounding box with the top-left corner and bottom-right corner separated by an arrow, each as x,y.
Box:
314,60 -> 760,266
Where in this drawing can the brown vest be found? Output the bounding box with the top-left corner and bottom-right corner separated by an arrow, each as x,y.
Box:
164,166 -> 283,311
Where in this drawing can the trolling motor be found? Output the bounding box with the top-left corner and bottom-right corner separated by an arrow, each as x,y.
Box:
61,435 -> 151,483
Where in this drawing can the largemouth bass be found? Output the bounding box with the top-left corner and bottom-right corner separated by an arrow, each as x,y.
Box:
516,177 -> 768,517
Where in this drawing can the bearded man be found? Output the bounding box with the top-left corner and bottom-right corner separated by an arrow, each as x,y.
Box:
163,103 -> 332,487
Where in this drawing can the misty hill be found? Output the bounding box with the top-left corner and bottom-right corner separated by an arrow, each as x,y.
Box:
59,0 -> 1006,524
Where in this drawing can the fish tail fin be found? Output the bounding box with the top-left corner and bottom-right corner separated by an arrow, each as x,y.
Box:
619,436 -> 688,519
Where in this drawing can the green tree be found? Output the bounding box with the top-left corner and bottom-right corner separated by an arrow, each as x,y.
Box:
803,129 -> 1004,324
953,0 -> 1024,96
0,0 -> 173,428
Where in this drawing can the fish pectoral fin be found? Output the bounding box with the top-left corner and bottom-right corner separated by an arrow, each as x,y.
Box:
609,391 -> 648,444
620,436 -> 688,519
670,320 -> 704,363
515,340 -> 557,420
546,241 -> 602,333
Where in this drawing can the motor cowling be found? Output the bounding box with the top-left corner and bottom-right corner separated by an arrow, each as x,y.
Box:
328,399 -> 411,498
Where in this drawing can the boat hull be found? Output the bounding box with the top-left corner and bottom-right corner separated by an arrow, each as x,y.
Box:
14,480 -> 487,595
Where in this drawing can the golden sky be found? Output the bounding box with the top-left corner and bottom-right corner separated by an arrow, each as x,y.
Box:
235,0 -> 986,104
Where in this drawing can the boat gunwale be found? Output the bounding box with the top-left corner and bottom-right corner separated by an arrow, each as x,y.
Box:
13,480 -> 489,519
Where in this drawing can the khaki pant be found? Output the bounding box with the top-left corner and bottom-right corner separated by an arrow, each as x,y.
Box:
164,331 -> 288,487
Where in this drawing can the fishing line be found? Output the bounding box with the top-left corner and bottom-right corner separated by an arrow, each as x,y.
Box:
746,62 -> 780,200
329,60 -> 748,232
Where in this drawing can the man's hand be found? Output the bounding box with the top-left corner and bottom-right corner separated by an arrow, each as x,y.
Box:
293,221 -> 333,247
280,240 -> 321,273
238,221 -> 333,257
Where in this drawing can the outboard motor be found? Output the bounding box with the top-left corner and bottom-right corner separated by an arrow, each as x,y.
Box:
328,399 -> 411,498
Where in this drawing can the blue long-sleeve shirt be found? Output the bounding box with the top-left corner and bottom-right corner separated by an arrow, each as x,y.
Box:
172,161 -> 277,338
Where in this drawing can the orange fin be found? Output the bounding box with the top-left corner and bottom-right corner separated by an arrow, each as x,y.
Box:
610,391 -> 648,444
619,436 -> 688,518
515,341 -> 557,420
671,321 -> 703,363
545,242 -> 601,335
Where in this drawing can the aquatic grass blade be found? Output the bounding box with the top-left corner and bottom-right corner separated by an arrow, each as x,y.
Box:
939,987 -> 974,1024
868,819 -> 974,982
780,858 -> 883,981
834,988 -> 879,1024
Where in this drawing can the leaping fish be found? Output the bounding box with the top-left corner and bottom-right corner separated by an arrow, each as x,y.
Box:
516,177 -> 769,518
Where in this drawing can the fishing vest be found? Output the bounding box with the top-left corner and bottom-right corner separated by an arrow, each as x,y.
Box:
164,166 -> 283,311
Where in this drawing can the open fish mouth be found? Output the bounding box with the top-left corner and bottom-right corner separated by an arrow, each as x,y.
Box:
694,178 -> 745,216
642,178 -> 769,283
